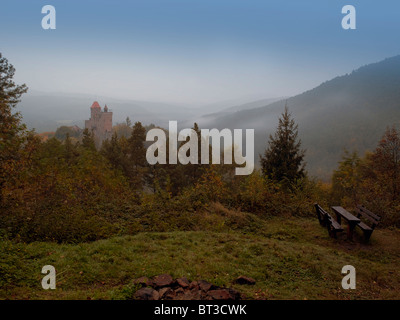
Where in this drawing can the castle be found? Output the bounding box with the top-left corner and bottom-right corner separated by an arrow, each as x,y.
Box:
85,101 -> 113,147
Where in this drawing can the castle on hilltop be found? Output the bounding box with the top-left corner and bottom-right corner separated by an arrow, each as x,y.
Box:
85,101 -> 113,147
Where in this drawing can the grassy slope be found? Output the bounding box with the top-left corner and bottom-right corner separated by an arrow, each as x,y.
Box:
1,217 -> 400,300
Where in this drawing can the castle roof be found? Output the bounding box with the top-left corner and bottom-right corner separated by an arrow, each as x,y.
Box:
91,101 -> 101,109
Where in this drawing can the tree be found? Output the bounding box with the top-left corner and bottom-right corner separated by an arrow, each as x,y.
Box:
101,132 -> 128,174
260,106 -> 305,186
64,133 -> 79,165
182,122 -> 205,184
371,125 -> 400,201
112,122 -> 132,139
0,53 -> 29,204
129,122 -> 147,168
55,125 -> 81,140
331,150 -> 361,206
81,128 -> 96,151
128,121 -> 148,189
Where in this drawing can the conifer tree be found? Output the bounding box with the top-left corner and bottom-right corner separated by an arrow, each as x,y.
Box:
81,128 -> 96,151
0,53 -> 28,204
64,133 -> 79,165
129,122 -> 147,168
128,121 -> 147,189
101,132 -> 126,172
260,106 -> 305,185
182,122 -> 204,184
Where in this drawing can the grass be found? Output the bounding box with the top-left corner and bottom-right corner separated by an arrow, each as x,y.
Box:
1,216 -> 400,300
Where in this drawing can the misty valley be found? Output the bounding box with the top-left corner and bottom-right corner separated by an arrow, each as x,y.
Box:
1,0 -> 400,303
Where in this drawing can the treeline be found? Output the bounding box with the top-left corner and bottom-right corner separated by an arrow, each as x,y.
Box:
0,51 -> 319,243
1,53 -> 399,244
331,125 -> 400,226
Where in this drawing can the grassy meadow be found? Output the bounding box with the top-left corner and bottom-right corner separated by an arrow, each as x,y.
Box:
2,216 -> 399,300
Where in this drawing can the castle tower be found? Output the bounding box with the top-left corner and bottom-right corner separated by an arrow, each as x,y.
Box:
85,101 -> 113,148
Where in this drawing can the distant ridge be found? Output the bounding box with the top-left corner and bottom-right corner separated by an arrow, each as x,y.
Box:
196,55 -> 400,179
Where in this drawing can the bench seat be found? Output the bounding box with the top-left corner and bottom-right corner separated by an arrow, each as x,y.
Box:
331,219 -> 344,231
357,221 -> 372,232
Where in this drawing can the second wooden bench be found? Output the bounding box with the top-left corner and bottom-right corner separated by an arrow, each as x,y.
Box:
314,203 -> 343,238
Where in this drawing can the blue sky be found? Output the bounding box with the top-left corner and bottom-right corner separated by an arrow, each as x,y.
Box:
1,0 -> 400,105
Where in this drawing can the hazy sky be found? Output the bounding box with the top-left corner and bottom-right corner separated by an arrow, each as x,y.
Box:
1,0 -> 400,106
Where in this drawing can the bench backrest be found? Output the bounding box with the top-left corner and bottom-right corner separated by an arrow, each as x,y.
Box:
315,203 -> 325,219
355,205 -> 381,229
315,203 -> 333,224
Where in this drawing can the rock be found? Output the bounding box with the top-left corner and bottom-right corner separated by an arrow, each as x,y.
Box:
189,281 -> 199,290
153,274 -> 174,288
179,289 -> 202,300
176,277 -> 190,288
192,290 -> 203,300
134,274 -> 241,300
133,276 -> 152,287
152,290 -> 160,300
165,290 -> 176,300
228,288 -> 241,300
198,280 -> 213,292
208,289 -> 232,300
158,287 -> 172,299
134,287 -> 159,300
175,287 -> 185,295
234,276 -> 256,285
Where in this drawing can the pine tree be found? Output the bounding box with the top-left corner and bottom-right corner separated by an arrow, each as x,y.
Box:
0,53 -> 29,204
182,122 -> 204,184
128,121 -> 147,189
129,122 -> 147,168
260,106 -> 305,185
64,133 -> 79,165
101,132 -> 126,172
81,128 -> 96,151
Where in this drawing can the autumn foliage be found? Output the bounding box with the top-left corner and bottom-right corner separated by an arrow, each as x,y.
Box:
1,53 -> 399,243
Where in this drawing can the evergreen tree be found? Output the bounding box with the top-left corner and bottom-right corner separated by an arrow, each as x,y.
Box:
0,53 -> 29,204
129,121 -> 147,168
101,132 -> 129,175
64,133 -> 79,165
128,121 -> 148,189
81,128 -> 96,151
182,122 -> 204,184
260,106 -> 305,185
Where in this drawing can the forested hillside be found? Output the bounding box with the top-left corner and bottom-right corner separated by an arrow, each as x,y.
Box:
197,56 -> 400,178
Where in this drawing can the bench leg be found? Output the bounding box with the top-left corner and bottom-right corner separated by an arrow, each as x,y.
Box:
347,223 -> 356,241
326,221 -> 332,235
364,230 -> 372,242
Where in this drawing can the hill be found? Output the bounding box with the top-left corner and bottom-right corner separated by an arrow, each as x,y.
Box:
187,97 -> 285,128
195,56 -> 400,179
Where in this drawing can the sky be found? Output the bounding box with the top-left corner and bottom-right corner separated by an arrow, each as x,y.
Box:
1,0 -> 400,106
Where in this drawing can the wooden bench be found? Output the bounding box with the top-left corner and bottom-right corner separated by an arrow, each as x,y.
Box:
314,203 -> 343,238
354,204 -> 381,241
331,206 -> 360,240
